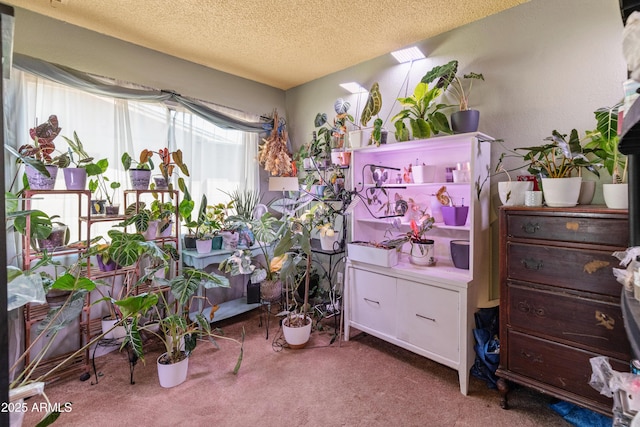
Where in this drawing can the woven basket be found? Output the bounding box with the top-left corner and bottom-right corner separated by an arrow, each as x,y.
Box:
260,279 -> 282,302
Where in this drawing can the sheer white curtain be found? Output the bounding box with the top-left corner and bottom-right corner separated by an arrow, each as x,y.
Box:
5,69 -> 258,238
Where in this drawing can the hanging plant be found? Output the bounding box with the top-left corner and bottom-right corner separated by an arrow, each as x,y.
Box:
258,110 -> 293,176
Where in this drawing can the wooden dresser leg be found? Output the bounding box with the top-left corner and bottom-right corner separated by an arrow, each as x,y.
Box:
497,378 -> 510,409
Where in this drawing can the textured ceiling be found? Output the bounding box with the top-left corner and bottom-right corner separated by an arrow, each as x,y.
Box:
5,0 -> 528,90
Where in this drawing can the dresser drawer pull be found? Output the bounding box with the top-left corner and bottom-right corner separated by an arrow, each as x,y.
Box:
521,222 -> 540,234
416,313 -> 436,322
521,258 -> 543,270
363,298 -> 380,305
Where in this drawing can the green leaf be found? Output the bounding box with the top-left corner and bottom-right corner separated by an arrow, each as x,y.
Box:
421,60 -> 458,90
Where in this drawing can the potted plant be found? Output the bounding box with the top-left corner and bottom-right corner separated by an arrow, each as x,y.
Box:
353,82 -> 384,147
121,149 -> 155,190
136,267 -> 244,388
13,210 -> 69,252
314,99 -> 354,166
7,250 -> 158,426
583,102 -> 627,208
385,213 -> 436,266
390,80 -> 452,142
151,147 -> 190,193
87,158 -> 121,215
271,209 -> 326,348
59,131 -> 102,190
219,212 -> 286,302
515,129 -> 598,207
6,115 -> 66,191
150,199 -> 175,237
312,202 -> 341,251
421,60 -> 484,133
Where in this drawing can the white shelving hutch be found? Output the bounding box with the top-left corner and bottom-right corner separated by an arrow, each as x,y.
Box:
343,132 -> 494,395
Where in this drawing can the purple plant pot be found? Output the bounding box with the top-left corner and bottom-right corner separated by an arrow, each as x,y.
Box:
63,167 -> 87,190
97,255 -> 119,271
441,206 -> 469,226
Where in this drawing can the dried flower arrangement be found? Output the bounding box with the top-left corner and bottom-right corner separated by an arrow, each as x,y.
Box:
258,110 -> 294,176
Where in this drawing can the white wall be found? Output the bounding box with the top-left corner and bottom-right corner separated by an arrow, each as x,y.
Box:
284,0 -> 628,299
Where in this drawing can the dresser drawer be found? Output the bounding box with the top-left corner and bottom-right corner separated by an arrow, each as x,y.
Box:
506,330 -> 628,407
507,284 -> 629,360
507,242 -> 620,296
507,214 -> 628,246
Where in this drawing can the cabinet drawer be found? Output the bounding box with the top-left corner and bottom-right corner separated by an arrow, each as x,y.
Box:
350,269 -> 396,336
507,214 -> 627,246
508,284 -> 629,360
396,279 -> 459,363
507,242 -> 620,296
506,330 -> 628,407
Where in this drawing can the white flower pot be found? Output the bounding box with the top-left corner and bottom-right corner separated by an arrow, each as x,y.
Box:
320,232 -> 340,251
578,181 -> 596,205
603,183 -> 628,209
157,352 -> 189,388
282,314 -> 312,349
540,177 -> 582,207
196,238 -> 212,254
101,317 -> 126,340
412,165 -> 437,184
498,181 -> 533,206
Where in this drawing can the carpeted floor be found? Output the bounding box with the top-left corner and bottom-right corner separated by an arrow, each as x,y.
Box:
21,309 -> 573,427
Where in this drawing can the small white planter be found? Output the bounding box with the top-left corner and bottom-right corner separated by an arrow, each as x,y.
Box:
347,242 -> 398,267
412,165 -> 437,184
282,314 -> 312,349
320,232 -> 340,251
102,317 -> 126,340
157,352 -> 189,388
196,238 -> 212,254
498,181 -> 533,206
540,177 -> 582,207
603,183 -> 628,209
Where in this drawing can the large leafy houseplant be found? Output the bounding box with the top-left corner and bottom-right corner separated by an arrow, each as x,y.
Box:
516,129 -> 599,178
7,250 -> 158,426
583,102 -> 626,183
136,267 -> 244,371
390,81 -> 451,141
421,60 -> 484,112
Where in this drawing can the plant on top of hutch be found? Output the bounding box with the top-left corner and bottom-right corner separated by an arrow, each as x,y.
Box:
421,60 -> 484,133
59,131 -> 104,191
391,78 -> 451,142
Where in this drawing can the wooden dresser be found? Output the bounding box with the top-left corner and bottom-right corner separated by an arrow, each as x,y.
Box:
496,206 -> 631,416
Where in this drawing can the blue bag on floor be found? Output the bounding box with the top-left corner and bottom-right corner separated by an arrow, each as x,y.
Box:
470,307 -> 500,388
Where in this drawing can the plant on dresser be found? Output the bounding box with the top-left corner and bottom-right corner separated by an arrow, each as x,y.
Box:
343,132 -> 493,395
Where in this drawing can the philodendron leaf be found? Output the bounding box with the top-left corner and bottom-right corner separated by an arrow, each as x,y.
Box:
360,82 -> 382,127
334,98 -> 351,115
314,113 -> 328,128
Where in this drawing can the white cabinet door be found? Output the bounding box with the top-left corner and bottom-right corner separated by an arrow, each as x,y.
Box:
396,278 -> 460,363
350,268 -> 396,336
